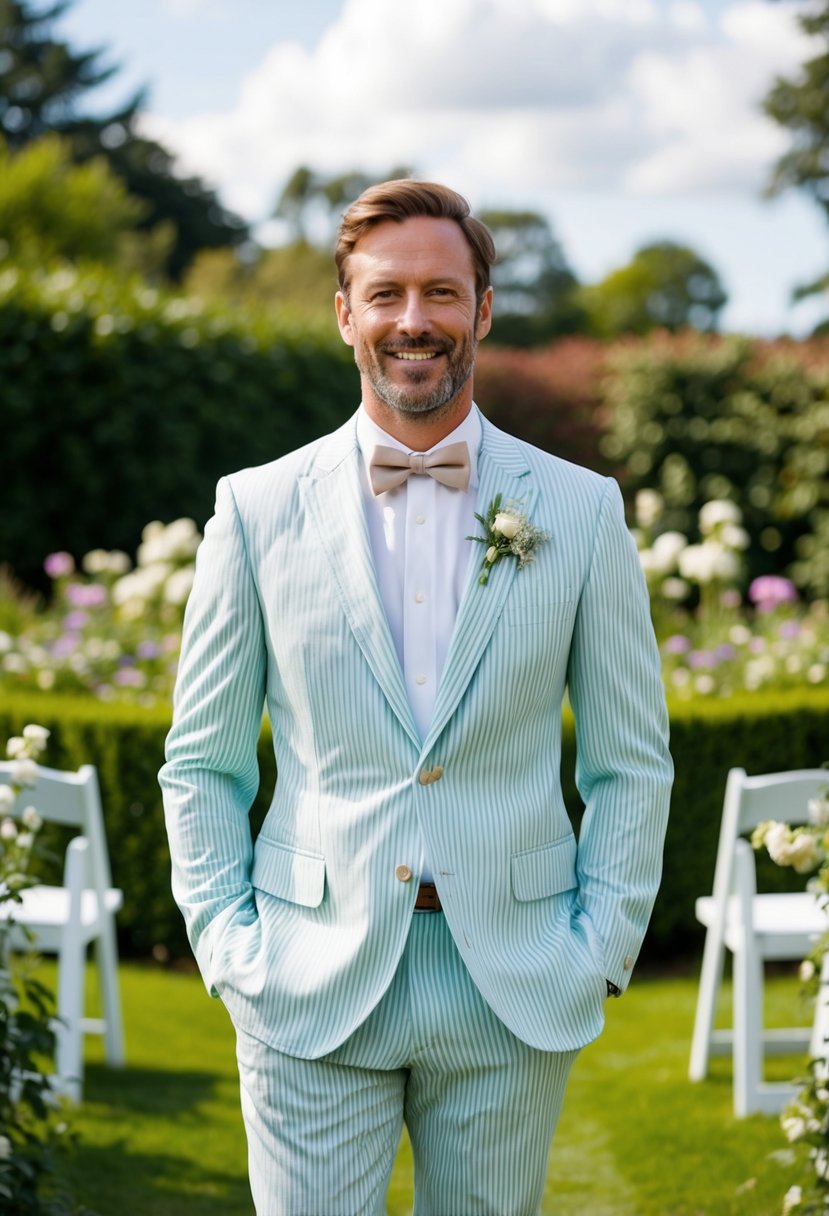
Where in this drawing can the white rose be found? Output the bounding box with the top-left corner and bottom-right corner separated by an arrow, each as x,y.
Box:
82,548 -> 112,575
0,818 -> 17,841
6,736 -> 26,759
787,832 -> 822,875
782,1184 -> 802,1214
485,545 -> 498,563
107,550 -> 132,576
493,512 -> 520,540
0,786 -> 16,813
15,831 -> 33,851
799,959 -> 816,982
163,566 -> 195,606
651,531 -> 688,573
699,499 -> 742,533
22,724 -> 49,744
0,1134 -> 11,1161
809,796 -> 829,828
634,489 -> 664,529
21,805 -> 42,832
721,524 -> 750,550
10,758 -> 38,788
781,1112 -> 808,1142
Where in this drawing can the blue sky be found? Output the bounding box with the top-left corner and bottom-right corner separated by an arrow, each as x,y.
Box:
55,0 -> 828,336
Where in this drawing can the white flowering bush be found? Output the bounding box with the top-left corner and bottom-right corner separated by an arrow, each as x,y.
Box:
0,726 -> 80,1215
633,493 -> 829,700
754,771 -> 829,1216
0,518 -> 200,705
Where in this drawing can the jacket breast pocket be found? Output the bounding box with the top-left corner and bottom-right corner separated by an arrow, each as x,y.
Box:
511,835 -> 578,902
251,835 -> 326,908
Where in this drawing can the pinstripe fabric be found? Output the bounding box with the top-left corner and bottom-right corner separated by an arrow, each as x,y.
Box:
159,406 -> 673,1059
236,911 -> 577,1216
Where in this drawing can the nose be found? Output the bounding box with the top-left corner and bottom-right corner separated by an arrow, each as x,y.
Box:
397,290 -> 430,336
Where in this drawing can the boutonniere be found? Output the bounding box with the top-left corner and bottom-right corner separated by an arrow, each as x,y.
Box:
467,493 -> 549,586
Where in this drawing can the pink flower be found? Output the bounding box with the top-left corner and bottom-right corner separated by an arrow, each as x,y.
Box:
748,575 -> 798,612
44,551 -> 75,579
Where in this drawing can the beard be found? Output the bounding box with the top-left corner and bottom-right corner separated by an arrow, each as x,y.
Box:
354,332 -> 477,418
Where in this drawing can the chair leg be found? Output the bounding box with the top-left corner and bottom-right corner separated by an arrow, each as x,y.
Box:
733,936 -> 763,1117
94,916 -> 125,1066
689,926 -> 726,1081
54,838 -> 87,1102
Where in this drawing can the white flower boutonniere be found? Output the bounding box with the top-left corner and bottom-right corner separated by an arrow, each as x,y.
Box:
467,493 -> 549,586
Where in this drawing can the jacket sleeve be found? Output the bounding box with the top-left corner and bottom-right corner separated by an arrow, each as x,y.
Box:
567,477 -> 673,993
158,476 -> 267,992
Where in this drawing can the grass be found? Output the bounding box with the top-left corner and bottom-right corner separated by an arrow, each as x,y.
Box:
39,961 -> 815,1215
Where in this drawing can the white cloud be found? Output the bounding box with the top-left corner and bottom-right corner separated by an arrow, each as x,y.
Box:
140,0 -> 815,222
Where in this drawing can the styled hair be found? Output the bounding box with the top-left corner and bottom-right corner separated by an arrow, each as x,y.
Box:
335,179 -> 496,309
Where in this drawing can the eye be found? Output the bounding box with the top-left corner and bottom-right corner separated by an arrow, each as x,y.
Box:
371,289 -> 397,301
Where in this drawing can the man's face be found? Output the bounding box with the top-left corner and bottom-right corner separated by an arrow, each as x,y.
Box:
335,216 -> 492,423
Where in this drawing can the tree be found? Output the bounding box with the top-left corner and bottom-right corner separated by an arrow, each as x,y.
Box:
479,209 -> 585,346
582,241 -> 727,338
0,132 -> 148,264
272,164 -> 412,244
764,2 -> 829,304
0,0 -> 249,278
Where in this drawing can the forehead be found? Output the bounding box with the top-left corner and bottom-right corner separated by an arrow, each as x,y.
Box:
346,216 -> 476,287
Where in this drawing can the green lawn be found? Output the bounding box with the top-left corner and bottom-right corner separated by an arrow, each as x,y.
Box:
46,962 -> 813,1215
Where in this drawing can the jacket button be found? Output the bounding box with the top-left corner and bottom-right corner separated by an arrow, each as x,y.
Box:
624,955 -> 635,970
418,769 -> 432,785
395,864 -> 413,883
430,766 -> 444,782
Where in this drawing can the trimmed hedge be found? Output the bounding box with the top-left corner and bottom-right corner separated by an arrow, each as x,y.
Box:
2,689 -> 828,964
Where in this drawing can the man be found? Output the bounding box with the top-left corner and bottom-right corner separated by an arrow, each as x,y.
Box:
160,180 -> 672,1216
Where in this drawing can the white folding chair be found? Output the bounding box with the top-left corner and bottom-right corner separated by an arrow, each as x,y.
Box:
0,762 -> 125,1101
689,766 -> 828,1117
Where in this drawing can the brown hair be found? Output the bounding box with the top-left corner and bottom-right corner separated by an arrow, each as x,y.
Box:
335,179 -> 496,310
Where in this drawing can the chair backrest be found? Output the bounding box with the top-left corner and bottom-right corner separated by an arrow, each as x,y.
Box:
711,767 -> 828,903
0,762 -> 114,895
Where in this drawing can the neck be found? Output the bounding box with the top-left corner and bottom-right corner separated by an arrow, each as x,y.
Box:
362,395 -> 473,451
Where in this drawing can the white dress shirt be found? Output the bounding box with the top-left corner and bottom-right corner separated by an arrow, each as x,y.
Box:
356,406 -> 482,881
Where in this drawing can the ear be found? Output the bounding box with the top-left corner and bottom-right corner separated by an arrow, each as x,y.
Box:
476,286 -> 494,341
335,291 -> 355,347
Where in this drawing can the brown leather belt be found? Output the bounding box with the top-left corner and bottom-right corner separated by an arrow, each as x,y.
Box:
414,882 -> 442,912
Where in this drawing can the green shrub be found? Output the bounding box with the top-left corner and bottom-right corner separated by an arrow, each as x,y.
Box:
2,689 -> 828,964
600,334 -> 829,597
0,261 -> 357,589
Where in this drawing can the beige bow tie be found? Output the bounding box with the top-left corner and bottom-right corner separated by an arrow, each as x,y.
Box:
368,442 -> 471,496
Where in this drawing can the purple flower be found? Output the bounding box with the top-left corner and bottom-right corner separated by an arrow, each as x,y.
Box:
136,642 -> 162,660
63,611 -> 88,630
778,620 -> 801,640
720,589 -> 742,609
66,582 -> 107,608
664,635 -> 692,655
113,668 -> 144,687
714,644 -> 737,662
51,633 -> 80,658
44,551 -> 75,579
748,575 -> 798,612
688,650 -> 717,670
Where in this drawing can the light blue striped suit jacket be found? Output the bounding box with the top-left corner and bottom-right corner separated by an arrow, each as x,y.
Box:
160,408 -> 672,1058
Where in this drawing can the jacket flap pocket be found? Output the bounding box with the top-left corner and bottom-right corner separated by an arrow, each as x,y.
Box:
511,835 -> 577,902
251,836 -> 325,908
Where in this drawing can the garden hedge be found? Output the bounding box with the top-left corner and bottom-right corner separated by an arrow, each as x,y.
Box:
2,689 -> 828,965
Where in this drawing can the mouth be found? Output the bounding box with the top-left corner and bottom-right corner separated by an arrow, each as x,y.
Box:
391,350 -> 442,362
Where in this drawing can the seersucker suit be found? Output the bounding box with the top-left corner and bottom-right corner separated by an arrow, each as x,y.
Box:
159,405 -> 673,1066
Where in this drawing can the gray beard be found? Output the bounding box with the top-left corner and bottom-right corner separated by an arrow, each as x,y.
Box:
359,345 -> 476,418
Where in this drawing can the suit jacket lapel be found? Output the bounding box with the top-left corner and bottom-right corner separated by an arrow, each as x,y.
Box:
300,418 -> 420,749
421,413 -> 536,756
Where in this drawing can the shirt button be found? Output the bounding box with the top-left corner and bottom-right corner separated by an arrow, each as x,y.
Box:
395,864 -> 413,883
415,515 -> 426,524
414,592 -> 425,603
415,674 -> 426,685
624,955 -> 635,971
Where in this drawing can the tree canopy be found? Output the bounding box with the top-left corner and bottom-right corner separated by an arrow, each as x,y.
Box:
582,241 -> 727,338
764,1 -> 829,304
0,0 -> 248,278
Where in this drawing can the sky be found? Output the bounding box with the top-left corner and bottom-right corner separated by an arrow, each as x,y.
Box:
53,0 -> 829,337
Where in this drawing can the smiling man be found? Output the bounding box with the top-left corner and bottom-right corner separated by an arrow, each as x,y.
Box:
160,180 -> 673,1216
